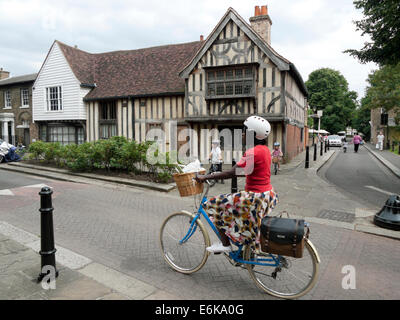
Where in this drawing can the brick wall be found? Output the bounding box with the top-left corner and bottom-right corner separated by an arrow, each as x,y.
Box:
285,124 -> 305,161
0,83 -> 34,145
30,122 -> 39,142
371,108 -> 400,146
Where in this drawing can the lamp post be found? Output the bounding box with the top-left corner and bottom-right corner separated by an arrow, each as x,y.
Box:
308,107 -> 323,147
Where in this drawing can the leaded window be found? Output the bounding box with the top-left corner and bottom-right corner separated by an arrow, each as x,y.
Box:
47,126 -> 84,145
206,66 -> 255,99
99,101 -> 117,139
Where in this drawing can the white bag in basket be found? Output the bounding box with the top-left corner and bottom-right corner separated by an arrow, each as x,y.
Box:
182,159 -> 203,173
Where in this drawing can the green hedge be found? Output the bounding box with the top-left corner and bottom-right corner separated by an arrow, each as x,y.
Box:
27,137 -> 180,183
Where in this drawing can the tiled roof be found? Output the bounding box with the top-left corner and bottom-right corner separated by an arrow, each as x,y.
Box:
0,73 -> 37,86
56,40 -> 203,100
57,42 -> 95,85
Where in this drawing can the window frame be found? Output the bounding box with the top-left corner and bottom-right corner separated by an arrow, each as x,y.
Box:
205,64 -> 257,100
4,90 -> 11,109
99,101 -> 117,139
45,86 -> 63,111
21,88 -> 30,108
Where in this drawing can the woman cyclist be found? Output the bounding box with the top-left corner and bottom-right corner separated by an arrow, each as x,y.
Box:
195,116 -> 279,253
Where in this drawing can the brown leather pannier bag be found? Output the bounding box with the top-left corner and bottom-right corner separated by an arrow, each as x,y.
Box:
260,216 -> 309,258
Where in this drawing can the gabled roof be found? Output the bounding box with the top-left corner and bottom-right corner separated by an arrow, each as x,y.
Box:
0,73 -> 37,86
57,41 -> 95,85
179,7 -> 308,96
47,40 -> 203,101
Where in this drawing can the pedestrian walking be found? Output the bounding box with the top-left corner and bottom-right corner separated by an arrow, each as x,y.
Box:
208,139 -> 223,183
377,131 -> 385,151
352,132 -> 362,153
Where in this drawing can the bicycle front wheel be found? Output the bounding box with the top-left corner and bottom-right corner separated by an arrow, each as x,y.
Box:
245,238 -> 320,299
160,211 -> 210,274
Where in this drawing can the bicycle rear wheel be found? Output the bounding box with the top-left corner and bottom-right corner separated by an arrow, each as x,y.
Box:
160,211 -> 210,274
244,239 -> 320,299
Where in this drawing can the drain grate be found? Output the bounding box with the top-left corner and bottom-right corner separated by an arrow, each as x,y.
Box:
317,210 -> 355,223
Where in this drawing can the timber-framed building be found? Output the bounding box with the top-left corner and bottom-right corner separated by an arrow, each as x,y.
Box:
32,6 -> 309,161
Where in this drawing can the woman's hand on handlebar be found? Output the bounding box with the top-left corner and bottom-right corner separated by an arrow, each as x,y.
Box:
195,173 -> 207,183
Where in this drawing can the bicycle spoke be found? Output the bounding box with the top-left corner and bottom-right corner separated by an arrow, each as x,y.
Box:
160,212 -> 209,274
245,241 -> 319,299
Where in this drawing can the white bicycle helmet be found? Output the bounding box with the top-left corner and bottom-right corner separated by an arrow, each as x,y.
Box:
243,116 -> 271,140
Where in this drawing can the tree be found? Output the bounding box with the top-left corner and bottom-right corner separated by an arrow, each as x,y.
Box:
352,98 -> 372,141
344,0 -> 400,66
364,62 -> 400,113
362,63 -> 400,139
305,68 -> 358,134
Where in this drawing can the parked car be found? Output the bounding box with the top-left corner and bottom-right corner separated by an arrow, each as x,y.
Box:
327,135 -> 343,147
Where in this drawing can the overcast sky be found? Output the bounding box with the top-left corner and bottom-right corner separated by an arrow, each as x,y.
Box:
0,0 -> 377,100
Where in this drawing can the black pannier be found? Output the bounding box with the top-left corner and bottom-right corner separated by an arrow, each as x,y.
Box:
260,216 -> 307,258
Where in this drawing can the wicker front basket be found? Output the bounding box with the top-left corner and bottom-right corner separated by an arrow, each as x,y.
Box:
173,169 -> 206,197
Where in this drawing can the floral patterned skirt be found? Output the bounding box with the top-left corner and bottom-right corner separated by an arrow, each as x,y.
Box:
202,189 -> 279,250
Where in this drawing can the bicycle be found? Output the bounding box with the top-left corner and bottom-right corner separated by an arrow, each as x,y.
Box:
207,161 -> 223,187
272,156 -> 280,175
160,180 -> 321,299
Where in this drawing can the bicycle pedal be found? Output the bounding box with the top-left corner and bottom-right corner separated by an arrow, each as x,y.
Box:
213,252 -> 222,255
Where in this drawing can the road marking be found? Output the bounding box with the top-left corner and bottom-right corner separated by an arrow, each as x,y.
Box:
23,183 -> 50,189
365,185 -> 396,196
0,189 -> 14,196
0,184 -> 51,196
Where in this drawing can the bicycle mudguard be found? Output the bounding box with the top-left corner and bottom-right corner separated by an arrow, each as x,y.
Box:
305,238 -> 320,263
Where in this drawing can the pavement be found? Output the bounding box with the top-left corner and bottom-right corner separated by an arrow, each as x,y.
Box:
363,142 -> 400,178
0,143 -> 399,300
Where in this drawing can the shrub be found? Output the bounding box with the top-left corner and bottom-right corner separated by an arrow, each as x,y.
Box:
28,141 -> 47,160
120,140 -> 142,173
27,137 -> 178,183
43,142 -> 63,164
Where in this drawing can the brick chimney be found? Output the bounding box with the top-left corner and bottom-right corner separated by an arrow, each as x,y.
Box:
249,5 -> 272,45
0,68 -> 10,80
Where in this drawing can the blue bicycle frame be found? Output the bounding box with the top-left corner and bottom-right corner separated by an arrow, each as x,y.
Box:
179,193 -> 281,267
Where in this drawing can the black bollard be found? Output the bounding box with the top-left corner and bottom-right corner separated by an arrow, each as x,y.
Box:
374,195 -> 400,231
37,187 -> 58,282
392,141 -> 395,152
327,140 -> 330,151
398,142 -> 400,155
231,158 -> 238,193
313,143 -> 317,161
324,141 -> 327,153
320,141 -> 323,156
305,146 -> 310,169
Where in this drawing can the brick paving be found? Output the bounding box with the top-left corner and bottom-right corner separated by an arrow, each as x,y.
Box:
1,177 -> 399,299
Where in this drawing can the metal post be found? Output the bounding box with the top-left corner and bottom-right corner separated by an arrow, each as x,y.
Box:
324,140 -> 327,153
231,158 -> 237,193
305,146 -> 310,169
327,140 -> 330,151
37,187 -> 58,282
313,143 -> 317,161
320,141 -> 323,156
392,141 -> 395,152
